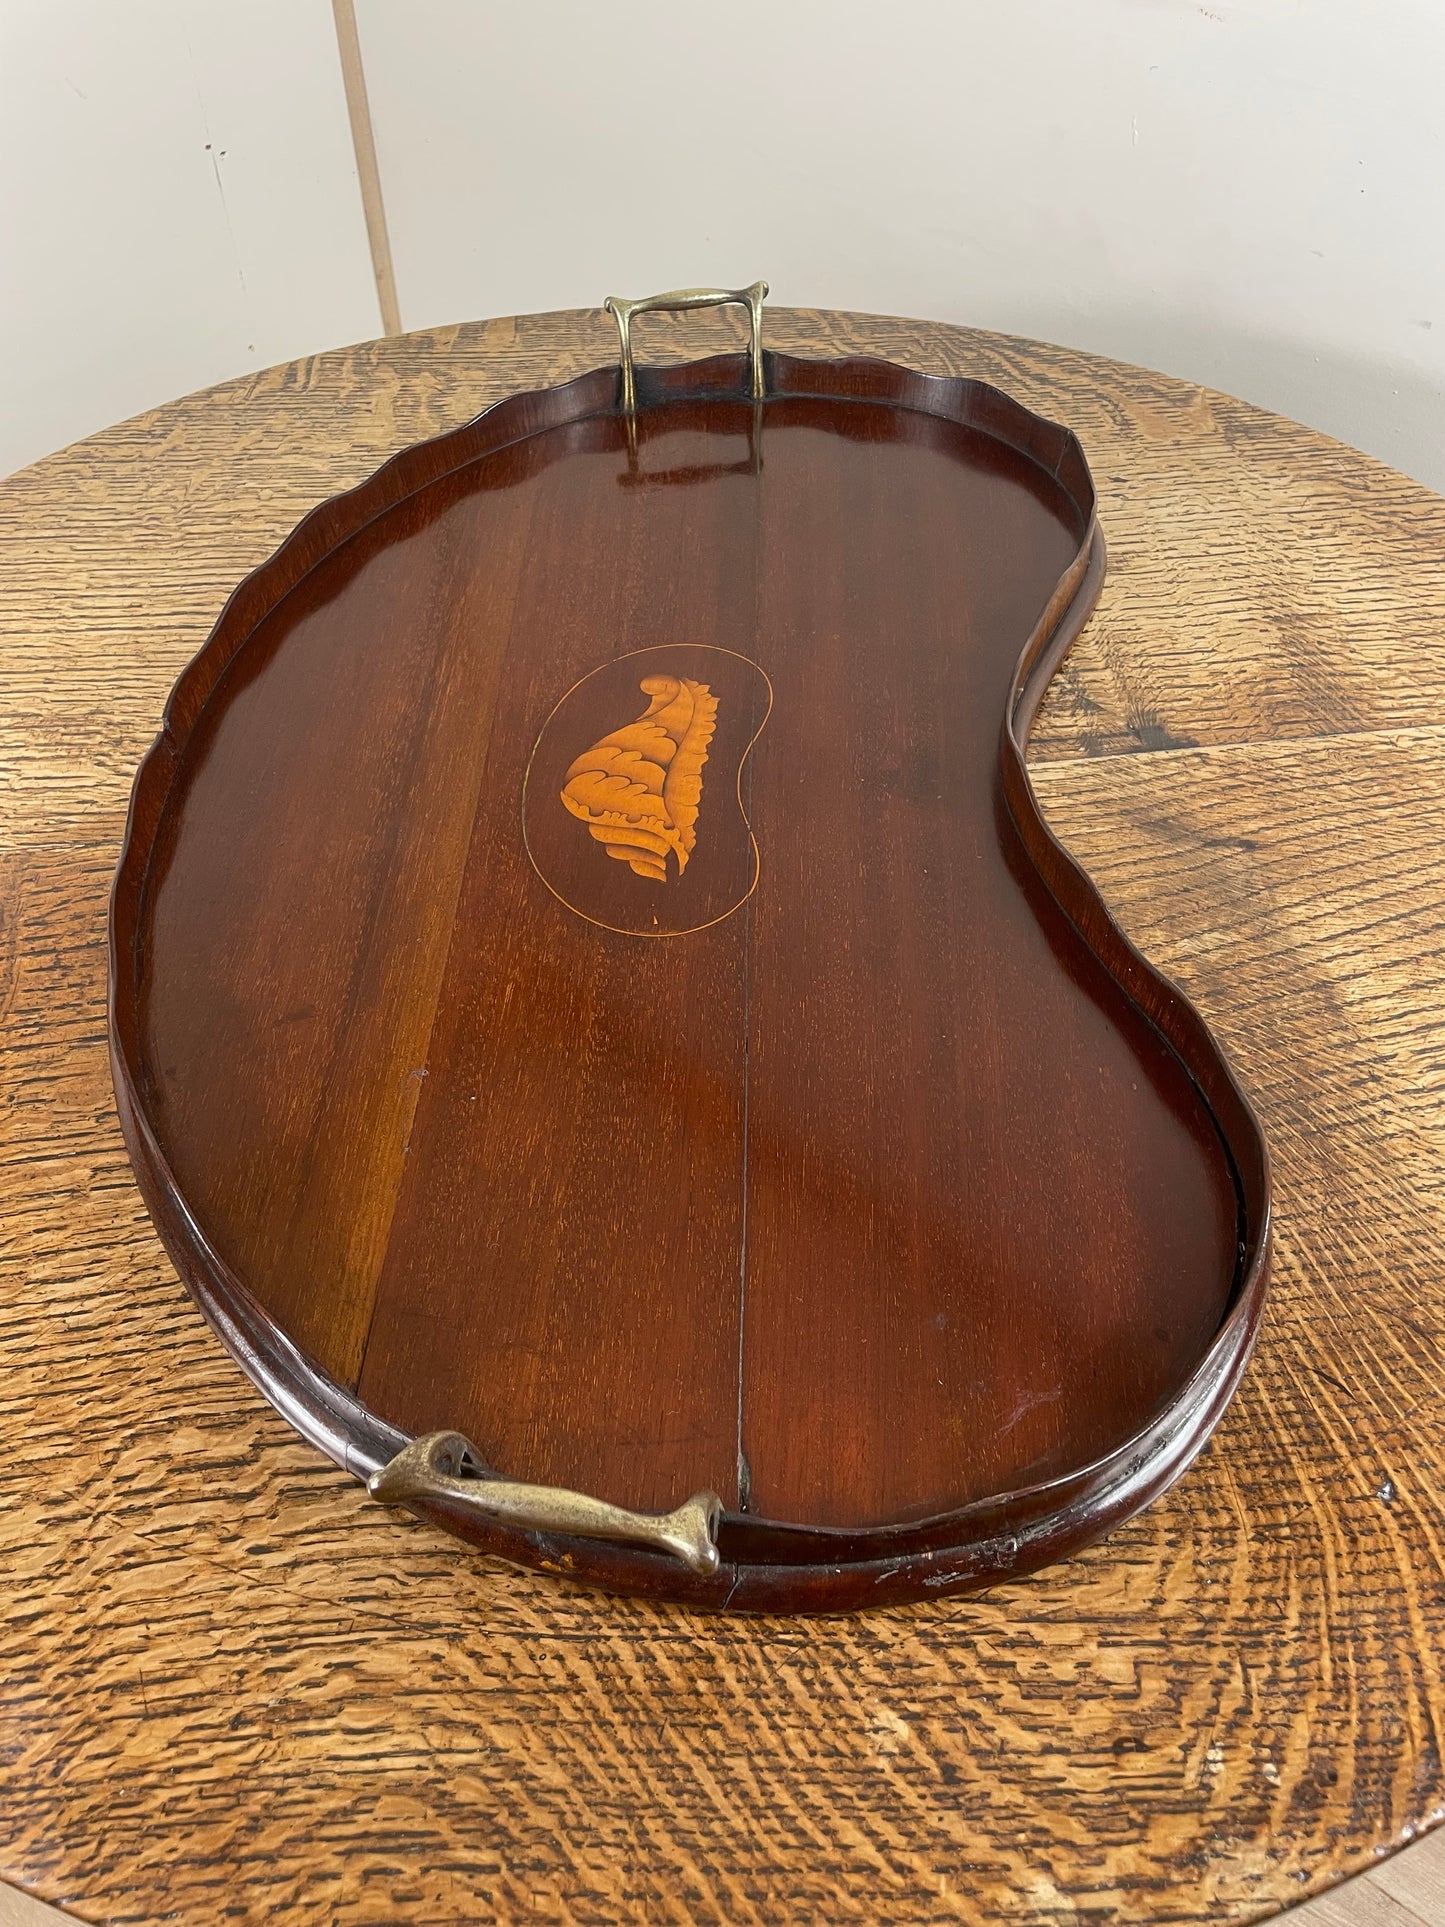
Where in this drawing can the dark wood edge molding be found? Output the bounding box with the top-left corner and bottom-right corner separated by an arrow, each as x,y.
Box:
108,344 -> 1273,1614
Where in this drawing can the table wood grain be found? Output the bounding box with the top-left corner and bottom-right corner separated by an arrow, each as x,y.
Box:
2,307 -> 1444,1926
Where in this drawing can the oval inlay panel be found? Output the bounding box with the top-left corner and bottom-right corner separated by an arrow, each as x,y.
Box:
522,645 -> 772,937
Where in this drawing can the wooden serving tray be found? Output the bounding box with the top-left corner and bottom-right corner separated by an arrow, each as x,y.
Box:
109,287 -> 1271,1611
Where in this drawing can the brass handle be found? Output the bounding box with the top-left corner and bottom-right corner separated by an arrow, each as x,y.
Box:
368,1431 -> 723,1577
604,280 -> 768,414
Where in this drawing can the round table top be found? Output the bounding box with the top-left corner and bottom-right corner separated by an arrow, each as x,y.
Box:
3,305 -> 1444,1926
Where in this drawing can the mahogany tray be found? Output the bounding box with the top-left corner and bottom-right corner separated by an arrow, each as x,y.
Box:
109,286 -> 1271,1612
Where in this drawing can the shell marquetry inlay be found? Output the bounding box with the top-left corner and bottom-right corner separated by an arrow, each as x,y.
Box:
560,674 -> 719,881
523,644 -> 771,939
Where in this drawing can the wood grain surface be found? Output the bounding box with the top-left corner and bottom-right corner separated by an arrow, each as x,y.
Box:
110,349 -> 1265,1608
2,305 -> 1443,1922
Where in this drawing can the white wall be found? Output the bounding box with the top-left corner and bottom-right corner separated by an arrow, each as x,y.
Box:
354,0 -> 1445,494
0,0 -> 380,476
2,0 -> 1443,494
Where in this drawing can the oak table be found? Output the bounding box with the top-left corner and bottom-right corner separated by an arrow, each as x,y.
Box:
2,308 -> 1444,1927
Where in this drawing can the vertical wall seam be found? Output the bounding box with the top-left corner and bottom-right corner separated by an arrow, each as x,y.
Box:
331,0 -> 403,337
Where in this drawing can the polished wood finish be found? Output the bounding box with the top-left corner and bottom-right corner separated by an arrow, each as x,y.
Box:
108,342 -> 1268,1607
4,307 -> 1444,1919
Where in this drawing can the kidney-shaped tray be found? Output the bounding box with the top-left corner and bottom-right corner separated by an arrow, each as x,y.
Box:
110,287 -> 1271,1612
